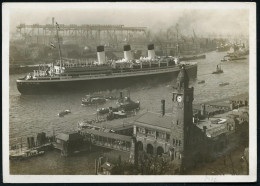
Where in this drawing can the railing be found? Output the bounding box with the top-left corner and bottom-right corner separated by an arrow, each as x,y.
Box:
27,62 -> 196,81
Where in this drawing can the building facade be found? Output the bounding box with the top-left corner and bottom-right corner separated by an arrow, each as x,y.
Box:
131,66 -> 239,173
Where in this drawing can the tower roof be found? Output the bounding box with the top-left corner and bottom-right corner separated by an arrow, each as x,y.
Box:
177,65 -> 189,89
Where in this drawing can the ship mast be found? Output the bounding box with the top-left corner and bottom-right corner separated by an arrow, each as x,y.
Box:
56,22 -> 62,73
176,24 -> 179,57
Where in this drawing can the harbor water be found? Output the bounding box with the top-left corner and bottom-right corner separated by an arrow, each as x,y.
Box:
9,51 -> 249,174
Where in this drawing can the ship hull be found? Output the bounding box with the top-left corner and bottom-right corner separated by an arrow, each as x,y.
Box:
16,65 -> 197,94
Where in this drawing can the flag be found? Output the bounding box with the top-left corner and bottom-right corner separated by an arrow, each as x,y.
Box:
56,22 -> 60,29
50,42 -> 56,49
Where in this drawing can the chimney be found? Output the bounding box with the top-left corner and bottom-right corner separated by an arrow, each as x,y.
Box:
52,17 -> 55,26
200,104 -> 206,117
97,45 -> 105,65
161,99 -> 165,116
230,101 -> 234,110
147,44 -> 156,59
120,91 -> 123,99
123,45 -> 133,61
203,126 -> 207,134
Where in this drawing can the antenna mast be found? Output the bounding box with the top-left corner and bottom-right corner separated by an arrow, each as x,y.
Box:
56,22 -> 62,73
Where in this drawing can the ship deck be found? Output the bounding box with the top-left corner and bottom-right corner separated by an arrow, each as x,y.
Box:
17,63 -> 197,83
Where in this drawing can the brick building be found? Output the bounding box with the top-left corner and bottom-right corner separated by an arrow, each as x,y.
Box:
132,66 -> 239,173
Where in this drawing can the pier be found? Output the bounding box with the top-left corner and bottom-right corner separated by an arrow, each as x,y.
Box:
79,129 -> 133,152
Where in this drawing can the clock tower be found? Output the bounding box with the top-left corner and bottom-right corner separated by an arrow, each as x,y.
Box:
171,66 -> 194,172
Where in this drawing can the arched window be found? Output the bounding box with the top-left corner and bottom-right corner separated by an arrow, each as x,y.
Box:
157,146 -> 164,156
137,141 -> 143,152
147,144 -> 154,155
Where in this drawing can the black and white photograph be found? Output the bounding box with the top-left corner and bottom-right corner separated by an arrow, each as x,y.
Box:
2,2 -> 256,183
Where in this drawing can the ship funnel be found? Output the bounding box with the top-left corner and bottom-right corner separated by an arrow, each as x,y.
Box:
123,45 -> 133,61
148,44 -> 156,59
97,45 -> 105,64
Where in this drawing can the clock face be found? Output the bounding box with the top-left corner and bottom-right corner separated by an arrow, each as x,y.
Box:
177,96 -> 182,102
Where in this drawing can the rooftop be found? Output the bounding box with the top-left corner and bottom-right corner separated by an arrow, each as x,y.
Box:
195,119 -> 228,138
193,104 -> 228,113
196,106 -> 249,138
133,111 -> 172,131
81,128 -> 132,142
56,132 -> 83,141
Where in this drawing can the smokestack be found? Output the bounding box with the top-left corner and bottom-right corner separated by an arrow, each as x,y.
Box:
123,45 -> 133,61
97,46 -> 105,65
120,91 -> 123,99
161,99 -> 165,116
203,126 -> 207,134
52,17 -> 55,26
148,44 -> 156,59
200,104 -> 206,118
230,101 -> 234,110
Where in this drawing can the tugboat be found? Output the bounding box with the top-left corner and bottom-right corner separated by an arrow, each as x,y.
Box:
212,64 -> 223,74
82,95 -> 107,105
117,91 -> 140,111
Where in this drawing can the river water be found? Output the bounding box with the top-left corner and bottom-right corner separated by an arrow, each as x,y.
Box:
9,51 -> 249,174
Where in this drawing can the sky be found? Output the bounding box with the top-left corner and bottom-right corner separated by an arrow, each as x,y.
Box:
9,3 -> 249,37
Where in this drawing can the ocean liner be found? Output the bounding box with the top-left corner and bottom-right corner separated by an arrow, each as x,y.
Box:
16,43 -> 197,94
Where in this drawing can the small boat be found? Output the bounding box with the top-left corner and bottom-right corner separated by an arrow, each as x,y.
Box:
198,80 -> 205,84
118,99 -> 140,111
228,56 -> 247,61
212,64 -> 223,74
10,149 -> 45,160
105,96 -> 118,100
107,110 -> 127,120
82,95 -> 107,105
219,82 -> 229,86
58,109 -> 71,117
222,55 -> 247,62
117,93 -> 140,111
221,57 -> 227,62
97,108 -> 110,115
97,107 -> 119,115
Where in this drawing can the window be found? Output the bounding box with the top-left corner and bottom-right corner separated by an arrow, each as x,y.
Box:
147,129 -> 155,136
166,134 -> 170,141
138,127 -> 146,134
157,132 -> 166,139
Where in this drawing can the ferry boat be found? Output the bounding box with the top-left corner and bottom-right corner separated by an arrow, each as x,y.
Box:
16,24 -> 197,95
